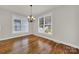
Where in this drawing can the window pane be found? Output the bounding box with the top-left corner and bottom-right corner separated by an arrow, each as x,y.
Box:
14,19 -> 21,31
45,16 -> 51,25
21,20 -> 29,32
39,17 -> 44,28
44,25 -> 52,34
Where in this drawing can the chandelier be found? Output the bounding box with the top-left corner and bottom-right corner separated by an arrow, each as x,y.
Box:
28,5 -> 35,22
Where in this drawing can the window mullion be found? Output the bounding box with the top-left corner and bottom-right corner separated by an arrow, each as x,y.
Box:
21,19 -> 22,32
43,16 -> 45,33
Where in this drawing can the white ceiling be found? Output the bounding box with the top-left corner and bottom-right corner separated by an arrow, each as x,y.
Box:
0,5 -> 61,16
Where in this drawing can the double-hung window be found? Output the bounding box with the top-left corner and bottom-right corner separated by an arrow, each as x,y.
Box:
12,15 -> 29,33
38,14 -> 53,34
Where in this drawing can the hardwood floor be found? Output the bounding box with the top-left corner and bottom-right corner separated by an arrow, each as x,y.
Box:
0,34 -> 79,54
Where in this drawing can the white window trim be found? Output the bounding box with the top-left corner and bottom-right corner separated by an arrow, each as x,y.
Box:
12,15 -> 29,34
38,13 -> 53,35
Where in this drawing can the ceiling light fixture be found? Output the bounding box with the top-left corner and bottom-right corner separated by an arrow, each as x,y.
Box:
28,5 -> 35,22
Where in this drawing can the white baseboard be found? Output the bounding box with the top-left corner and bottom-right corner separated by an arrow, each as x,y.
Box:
34,33 -> 79,49
0,33 -> 31,41
0,33 -> 79,49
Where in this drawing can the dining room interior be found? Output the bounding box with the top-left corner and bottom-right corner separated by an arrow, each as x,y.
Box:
0,5 -> 79,54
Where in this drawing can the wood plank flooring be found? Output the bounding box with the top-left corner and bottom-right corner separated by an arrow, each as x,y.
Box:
0,34 -> 79,54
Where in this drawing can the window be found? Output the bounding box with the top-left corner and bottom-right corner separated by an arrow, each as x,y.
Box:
21,19 -> 29,32
14,19 -> 21,31
38,15 -> 52,34
12,15 -> 29,33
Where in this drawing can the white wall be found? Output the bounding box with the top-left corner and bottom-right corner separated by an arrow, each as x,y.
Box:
53,6 -> 77,44
0,8 -> 31,40
33,6 -> 79,47
75,6 -> 79,46
0,5 -> 79,48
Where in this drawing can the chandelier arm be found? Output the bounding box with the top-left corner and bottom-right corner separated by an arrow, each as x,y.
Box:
28,5 -> 35,22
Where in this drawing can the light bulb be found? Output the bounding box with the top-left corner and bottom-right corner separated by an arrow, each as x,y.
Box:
33,17 -> 35,20
27,16 -> 30,18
